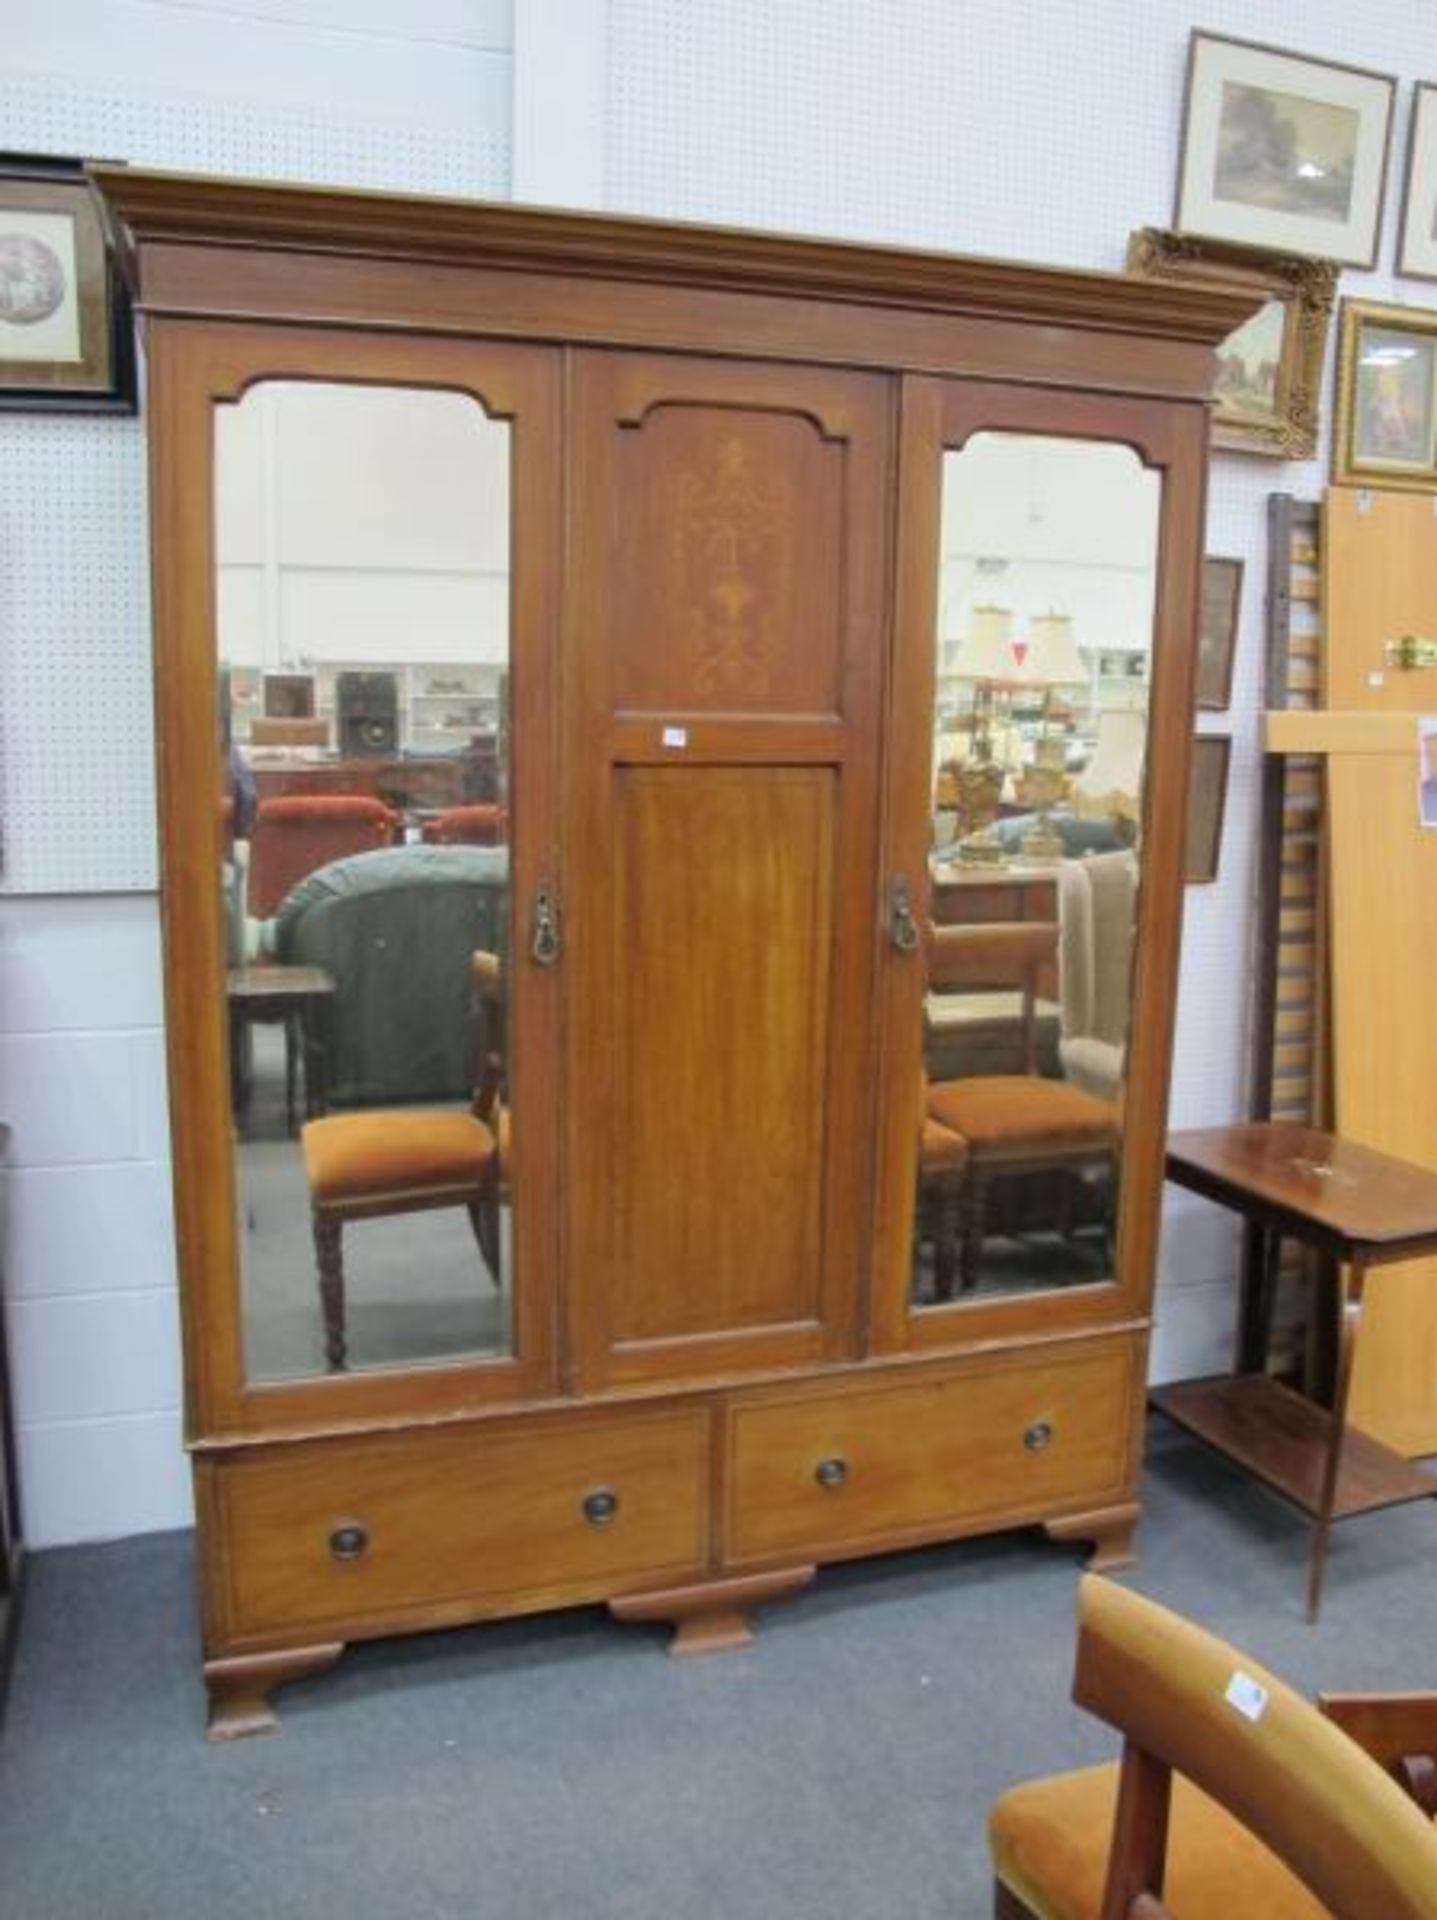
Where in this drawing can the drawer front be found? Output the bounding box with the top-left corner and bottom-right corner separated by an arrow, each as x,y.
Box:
214,1408 -> 709,1638
725,1344 -> 1134,1563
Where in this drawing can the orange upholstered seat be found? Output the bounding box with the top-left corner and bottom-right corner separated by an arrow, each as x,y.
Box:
920,1115 -> 969,1171
302,1110 -> 494,1205
990,1765 -> 1324,1919
926,1076 -> 1114,1152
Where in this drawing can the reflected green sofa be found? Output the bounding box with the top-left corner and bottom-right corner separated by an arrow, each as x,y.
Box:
271,844 -> 508,1108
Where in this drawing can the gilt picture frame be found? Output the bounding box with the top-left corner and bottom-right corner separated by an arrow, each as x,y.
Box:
1185,734 -> 1232,885
1398,82 -> 1437,281
1126,228 -> 1336,458
0,157 -> 136,413
1333,298 -> 1437,490
1175,31 -> 1395,269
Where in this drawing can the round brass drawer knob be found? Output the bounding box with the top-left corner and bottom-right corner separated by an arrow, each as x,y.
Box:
814,1456 -> 848,1489
328,1522 -> 369,1562
1024,1421 -> 1054,1453
582,1487 -> 619,1526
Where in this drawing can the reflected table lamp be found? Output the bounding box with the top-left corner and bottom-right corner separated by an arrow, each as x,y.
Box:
1014,611 -> 1087,860
944,605 -> 1017,864
1070,705 -> 1147,845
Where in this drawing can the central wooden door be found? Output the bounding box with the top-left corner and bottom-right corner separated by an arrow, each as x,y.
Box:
562,351 -> 893,1390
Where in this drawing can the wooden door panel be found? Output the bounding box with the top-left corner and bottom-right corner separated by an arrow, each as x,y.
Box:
610,768 -> 834,1342
1323,487 -> 1437,1452
611,406 -> 844,714
564,351 -> 892,1389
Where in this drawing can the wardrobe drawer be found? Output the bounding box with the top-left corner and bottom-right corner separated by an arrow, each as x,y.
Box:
213,1408 -> 709,1637
725,1344 -> 1134,1563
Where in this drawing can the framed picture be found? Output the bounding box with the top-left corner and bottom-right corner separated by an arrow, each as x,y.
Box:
1332,299 -> 1437,489
1398,82 -> 1437,281
0,157 -> 136,412
1126,229 -> 1337,457
1184,734 -> 1231,885
1197,557 -> 1243,710
1175,31 -> 1395,268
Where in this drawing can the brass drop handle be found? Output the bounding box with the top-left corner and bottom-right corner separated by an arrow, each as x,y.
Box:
1024,1420 -> 1053,1453
531,882 -> 561,966
814,1456 -> 848,1489
329,1521 -> 369,1562
582,1487 -> 619,1526
888,875 -> 920,955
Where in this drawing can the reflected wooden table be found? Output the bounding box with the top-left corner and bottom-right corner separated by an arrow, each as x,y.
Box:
1151,1122 -> 1437,1621
227,963 -> 336,1135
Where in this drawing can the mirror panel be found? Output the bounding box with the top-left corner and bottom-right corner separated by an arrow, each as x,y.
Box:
912,433 -> 1158,1308
216,380 -> 514,1383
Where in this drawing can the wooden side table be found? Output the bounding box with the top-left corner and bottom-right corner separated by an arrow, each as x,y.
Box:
227,963 -> 336,1135
1151,1122 -> 1437,1622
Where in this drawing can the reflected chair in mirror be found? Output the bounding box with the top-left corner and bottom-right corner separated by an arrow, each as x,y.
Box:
1055,851 -> 1138,1103
915,1080 -> 970,1302
924,922 -> 1118,1297
421,803 -> 506,846
248,794 -> 398,919
299,945 -> 507,1372
989,1573 -> 1437,1919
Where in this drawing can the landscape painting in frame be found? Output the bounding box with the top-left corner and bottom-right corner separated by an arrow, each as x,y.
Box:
1399,82 -> 1437,281
1126,228 -> 1336,457
1176,32 -> 1395,268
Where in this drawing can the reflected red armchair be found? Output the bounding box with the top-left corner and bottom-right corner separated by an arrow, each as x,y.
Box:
248,794 -> 398,918
421,804 -> 506,847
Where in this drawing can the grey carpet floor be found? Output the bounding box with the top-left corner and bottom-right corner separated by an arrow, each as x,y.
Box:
2,1420 -> 1434,1920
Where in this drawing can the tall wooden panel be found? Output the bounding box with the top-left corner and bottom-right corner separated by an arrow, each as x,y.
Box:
563,352 -> 892,1389
1322,485 -> 1437,1453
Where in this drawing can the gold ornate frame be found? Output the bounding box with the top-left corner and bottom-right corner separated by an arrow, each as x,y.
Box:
1333,298 -> 1437,492
1126,229 -> 1337,459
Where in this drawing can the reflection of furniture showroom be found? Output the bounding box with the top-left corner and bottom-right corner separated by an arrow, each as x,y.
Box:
247,794 -> 398,919
102,165 -> 1253,1735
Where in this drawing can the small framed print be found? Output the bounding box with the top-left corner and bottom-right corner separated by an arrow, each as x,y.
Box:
1176,31 -> 1395,268
1197,557 -> 1243,711
1184,734 -> 1232,885
1399,83 -> 1437,281
1333,299 -> 1437,489
0,156 -> 136,413
1126,229 -> 1337,458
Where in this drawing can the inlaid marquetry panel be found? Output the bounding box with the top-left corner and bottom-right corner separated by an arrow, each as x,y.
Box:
609,767 -> 834,1341
611,405 -> 844,714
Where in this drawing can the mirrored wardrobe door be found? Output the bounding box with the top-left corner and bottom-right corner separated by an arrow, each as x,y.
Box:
216,378 -> 520,1383
149,328 -> 560,1421
911,431 -> 1158,1310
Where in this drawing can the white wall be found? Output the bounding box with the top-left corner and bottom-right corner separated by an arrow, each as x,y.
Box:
4,0 -> 1433,1543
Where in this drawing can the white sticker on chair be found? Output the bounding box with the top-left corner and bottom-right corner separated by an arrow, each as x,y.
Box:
1225,1671 -> 1269,1722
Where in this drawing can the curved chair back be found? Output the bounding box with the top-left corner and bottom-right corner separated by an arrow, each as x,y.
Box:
1072,1574 -> 1437,1918
422,803 -> 506,846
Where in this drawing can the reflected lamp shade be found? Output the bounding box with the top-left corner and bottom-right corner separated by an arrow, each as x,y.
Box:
1025,612 -> 1087,685
1073,707 -> 1147,804
953,604 -> 1016,681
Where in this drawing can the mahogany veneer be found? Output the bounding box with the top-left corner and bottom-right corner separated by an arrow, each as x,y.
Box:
98,165 -> 1251,1733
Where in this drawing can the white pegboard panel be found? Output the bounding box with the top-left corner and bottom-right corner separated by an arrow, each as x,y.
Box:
0,67 -> 511,895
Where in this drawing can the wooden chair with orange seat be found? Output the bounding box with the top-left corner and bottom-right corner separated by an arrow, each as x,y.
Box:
924,921 -> 1118,1297
300,946 -> 507,1372
989,1573 -> 1437,1919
